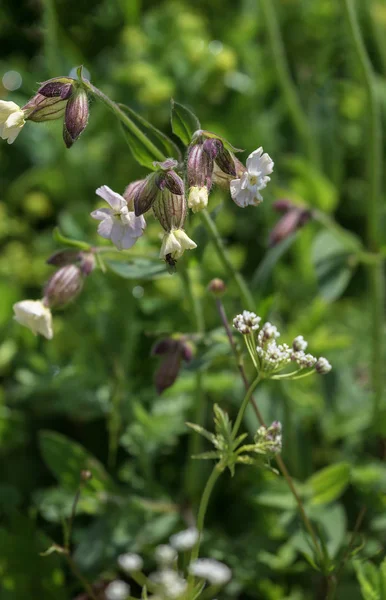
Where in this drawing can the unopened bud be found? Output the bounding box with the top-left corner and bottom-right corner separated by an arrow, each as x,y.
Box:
123,179 -> 147,211
315,357 -> 332,374
208,278 -> 226,296
187,142 -> 214,189
133,174 -> 159,216
47,249 -> 82,267
37,77 -> 75,99
44,265 -> 83,308
203,138 -> 236,176
153,192 -> 187,232
79,252 -> 96,276
81,469 -> 92,481
63,88 -> 89,148
23,94 -> 68,122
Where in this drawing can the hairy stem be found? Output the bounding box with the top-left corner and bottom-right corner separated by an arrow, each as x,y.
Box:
199,209 -> 254,311
215,298 -> 323,562
341,0 -> 384,428
260,0 -> 320,166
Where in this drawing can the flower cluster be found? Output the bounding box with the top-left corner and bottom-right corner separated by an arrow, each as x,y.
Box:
104,528 -> 231,600
233,312 -> 332,379
13,251 -> 95,340
254,421 -> 283,456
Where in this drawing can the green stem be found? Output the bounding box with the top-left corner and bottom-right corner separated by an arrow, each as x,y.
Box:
65,554 -> 98,600
341,0 -> 384,427
83,81 -> 166,163
231,374 -> 261,438
190,465 -> 222,563
260,0 -> 320,166
199,209 -> 254,310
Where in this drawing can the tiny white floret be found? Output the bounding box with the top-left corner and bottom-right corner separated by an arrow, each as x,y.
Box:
105,580 -> 130,600
0,100 -> 26,144
230,147 -> 274,207
189,558 -> 232,585
154,544 -> 177,565
169,527 -> 199,551
118,552 -> 143,572
91,185 -> 146,251
13,299 -> 53,339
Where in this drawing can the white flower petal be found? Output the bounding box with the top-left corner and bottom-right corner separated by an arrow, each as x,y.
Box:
90,207 -> 113,221
246,147 -> 263,175
110,220 -> 127,250
97,216 -> 114,239
13,300 -> 53,340
0,104 -> 25,143
159,231 -> 181,259
174,229 -> 197,252
120,227 -> 139,250
95,185 -> 125,212
0,100 -> 20,117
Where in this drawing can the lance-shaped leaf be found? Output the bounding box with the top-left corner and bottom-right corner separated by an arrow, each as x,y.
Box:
171,99 -> 201,146
119,104 -> 181,169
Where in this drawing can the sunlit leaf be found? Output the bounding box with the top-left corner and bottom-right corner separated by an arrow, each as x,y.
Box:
170,100 -> 201,146
307,462 -> 351,505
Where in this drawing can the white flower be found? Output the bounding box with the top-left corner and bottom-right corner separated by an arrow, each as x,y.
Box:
0,100 -> 26,144
118,552 -> 143,572
292,335 -> 308,352
13,299 -> 53,339
105,580 -> 130,600
150,568 -> 187,599
169,527 -> 199,551
230,147 -> 274,207
315,357 -> 332,374
154,544 -> 177,565
188,186 -> 208,213
189,558 -> 232,586
159,229 -> 197,260
91,185 -> 146,250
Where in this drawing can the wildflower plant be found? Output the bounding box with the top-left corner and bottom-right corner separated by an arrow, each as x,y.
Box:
2,4 -> 383,595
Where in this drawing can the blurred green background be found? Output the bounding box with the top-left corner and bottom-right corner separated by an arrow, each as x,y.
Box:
0,0 -> 385,598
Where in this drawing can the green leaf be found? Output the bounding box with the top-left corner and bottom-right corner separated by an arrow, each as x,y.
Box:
312,231 -> 361,301
252,234 -> 296,292
53,227 -> 91,251
119,104 -> 181,169
307,462 -> 351,505
284,156 -> 338,212
39,431 -> 115,494
171,99 -> 201,146
354,560 -> 381,600
105,258 -> 168,280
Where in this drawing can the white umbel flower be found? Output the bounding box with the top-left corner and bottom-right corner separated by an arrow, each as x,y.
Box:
189,558 -> 232,585
230,147 -> 274,207
105,580 -> 130,600
159,229 -> 197,260
0,100 -> 26,144
154,544 -> 177,566
13,299 -> 53,339
169,527 -> 199,551
91,185 -> 146,251
150,568 -> 187,599
118,552 -> 143,572
188,186 -> 208,213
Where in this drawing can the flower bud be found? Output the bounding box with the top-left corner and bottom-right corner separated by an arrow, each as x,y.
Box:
123,179 -> 147,211
133,174 -> 160,216
315,357 -> 332,374
37,77 -> 75,99
152,336 -> 193,394
269,207 -> 312,247
23,94 -> 68,122
63,88 -> 89,148
44,265 -> 84,308
208,278 -> 226,296
80,469 -> 92,481
47,249 -> 82,267
203,138 -> 236,177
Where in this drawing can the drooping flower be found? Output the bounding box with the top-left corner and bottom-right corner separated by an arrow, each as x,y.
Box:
91,185 -> 146,250
189,558 -> 232,585
159,229 -> 196,261
0,101 -> 26,144
230,147 -> 274,207
13,299 -> 53,339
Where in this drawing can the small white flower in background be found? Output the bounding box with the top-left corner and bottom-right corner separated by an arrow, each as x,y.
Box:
13,300 -> 53,339
188,186 -> 208,213
154,544 -> 177,566
189,558 -> 232,586
230,147 -> 274,207
150,568 -> 187,599
159,229 -> 197,260
255,421 -> 282,455
118,552 -> 143,572
0,100 -> 26,144
91,185 -> 146,251
105,580 -> 130,600
169,527 -> 199,551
